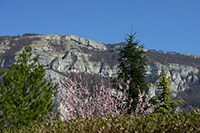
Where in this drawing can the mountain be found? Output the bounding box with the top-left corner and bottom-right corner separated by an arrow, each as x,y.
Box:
0,33 -> 200,122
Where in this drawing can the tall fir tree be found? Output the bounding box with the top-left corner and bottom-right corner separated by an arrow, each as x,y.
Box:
0,44 -> 59,130
110,25 -> 155,116
148,59 -> 186,115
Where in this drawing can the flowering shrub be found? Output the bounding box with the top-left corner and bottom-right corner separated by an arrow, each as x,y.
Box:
43,69 -> 165,126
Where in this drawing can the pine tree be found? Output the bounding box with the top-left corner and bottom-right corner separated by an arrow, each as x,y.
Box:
110,25 -> 155,116
148,59 -> 186,115
0,44 -> 59,130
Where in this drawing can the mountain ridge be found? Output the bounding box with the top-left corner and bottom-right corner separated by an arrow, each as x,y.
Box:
0,33 -> 199,121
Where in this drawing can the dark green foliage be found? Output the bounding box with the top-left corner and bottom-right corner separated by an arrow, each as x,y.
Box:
110,26 -> 156,116
148,59 -> 186,115
0,44 -> 59,131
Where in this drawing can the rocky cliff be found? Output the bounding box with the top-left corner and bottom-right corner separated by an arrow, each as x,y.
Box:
0,34 -> 200,122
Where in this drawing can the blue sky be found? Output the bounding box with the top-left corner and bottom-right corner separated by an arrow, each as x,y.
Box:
0,0 -> 199,56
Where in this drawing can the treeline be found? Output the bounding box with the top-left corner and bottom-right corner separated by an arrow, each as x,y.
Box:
148,49 -> 180,54
0,33 -> 40,41
146,50 -> 200,70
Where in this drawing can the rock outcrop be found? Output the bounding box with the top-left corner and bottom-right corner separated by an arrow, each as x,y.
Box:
0,34 -> 199,122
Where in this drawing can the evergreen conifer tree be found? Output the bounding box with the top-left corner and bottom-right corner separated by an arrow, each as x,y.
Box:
110,25 -> 155,116
0,44 -> 59,130
148,59 -> 186,115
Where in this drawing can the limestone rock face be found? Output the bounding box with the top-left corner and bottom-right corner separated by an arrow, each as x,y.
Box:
146,62 -> 199,97
0,34 -> 199,121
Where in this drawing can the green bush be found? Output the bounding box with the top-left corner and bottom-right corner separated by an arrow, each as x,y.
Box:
0,44 -> 59,131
